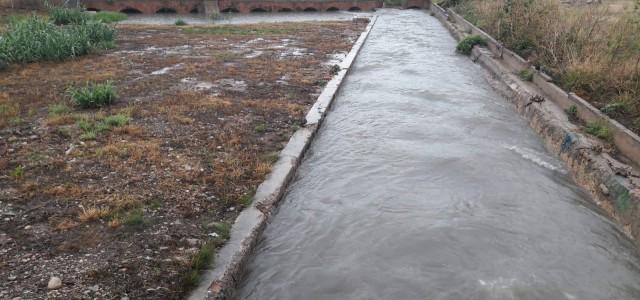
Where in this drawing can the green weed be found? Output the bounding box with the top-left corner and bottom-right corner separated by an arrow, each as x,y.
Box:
586,121 -> 612,141
456,35 -> 487,55
518,68 -> 534,81
67,81 -> 117,108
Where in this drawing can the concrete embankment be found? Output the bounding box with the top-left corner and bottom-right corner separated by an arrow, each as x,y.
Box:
431,4 -> 640,243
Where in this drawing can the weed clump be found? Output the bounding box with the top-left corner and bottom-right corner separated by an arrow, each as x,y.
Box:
518,68 -> 534,81
586,121 -> 612,141
175,19 -> 187,26
456,35 -> 486,55
68,81 -> 117,108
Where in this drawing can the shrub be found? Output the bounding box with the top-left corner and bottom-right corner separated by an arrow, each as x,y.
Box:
174,19 -> 187,26
49,7 -> 90,25
0,16 -> 115,65
456,35 -> 486,55
93,11 -> 128,23
67,81 -> 117,108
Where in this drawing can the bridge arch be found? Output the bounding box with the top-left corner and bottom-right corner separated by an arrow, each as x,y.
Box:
86,7 -> 100,12
326,7 -> 339,11
278,8 -> 293,12
120,7 -> 142,14
303,7 -> 318,12
348,6 -> 362,11
156,7 -> 177,13
190,6 -> 200,13
221,7 -> 239,13
406,6 -> 421,9
250,7 -> 269,12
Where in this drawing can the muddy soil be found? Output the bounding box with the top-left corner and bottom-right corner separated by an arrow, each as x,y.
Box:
0,21 -> 365,299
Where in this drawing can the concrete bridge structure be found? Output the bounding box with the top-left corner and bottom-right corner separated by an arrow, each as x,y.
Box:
79,0 -> 429,15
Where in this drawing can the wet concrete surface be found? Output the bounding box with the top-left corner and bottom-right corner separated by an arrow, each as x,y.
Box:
236,9 -> 640,300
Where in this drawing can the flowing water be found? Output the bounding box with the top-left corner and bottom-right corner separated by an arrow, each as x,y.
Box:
120,11 -> 373,25
237,9 -> 640,300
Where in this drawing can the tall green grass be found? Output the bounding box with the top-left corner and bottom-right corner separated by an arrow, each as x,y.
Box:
67,81 -> 117,108
49,7 -> 90,25
0,16 -> 115,65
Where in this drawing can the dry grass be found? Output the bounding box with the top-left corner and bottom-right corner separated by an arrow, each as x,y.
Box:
78,206 -> 111,223
454,0 -> 640,131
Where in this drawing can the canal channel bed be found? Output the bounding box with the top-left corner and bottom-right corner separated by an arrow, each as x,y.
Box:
0,21 -> 366,299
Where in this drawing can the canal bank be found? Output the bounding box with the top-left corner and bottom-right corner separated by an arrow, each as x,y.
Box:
237,9 -> 640,300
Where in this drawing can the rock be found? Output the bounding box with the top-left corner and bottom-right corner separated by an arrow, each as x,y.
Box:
599,184 -> 609,195
8,275 -> 16,281
47,276 -> 62,290
186,238 -> 200,246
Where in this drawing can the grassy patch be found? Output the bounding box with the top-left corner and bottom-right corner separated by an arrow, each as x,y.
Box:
76,113 -> 129,140
50,7 -> 90,25
175,19 -> 187,26
48,103 -> 71,115
456,35 -> 486,55
601,102 -> 629,118
518,68 -> 534,81
67,81 -> 117,108
123,209 -> 146,227
586,121 -> 613,141
0,16 -> 115,65
94,11 -> 128,23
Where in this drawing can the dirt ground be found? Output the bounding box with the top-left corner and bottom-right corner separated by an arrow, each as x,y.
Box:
0,20 -> 365,299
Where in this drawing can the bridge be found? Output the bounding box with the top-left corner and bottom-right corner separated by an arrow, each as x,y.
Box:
79,0 -> 429,15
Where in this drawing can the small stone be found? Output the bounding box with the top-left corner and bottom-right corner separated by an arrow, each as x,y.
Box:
121,297 -> 129,300
47,276 -> 62,290
23,225 -> 31,230
8,275 -> 16,281
88,285 -> 99,292
186,238 -> 200,246
599,184 -> 609,195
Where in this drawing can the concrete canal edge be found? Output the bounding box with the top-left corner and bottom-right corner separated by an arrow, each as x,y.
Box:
431,4 -> 640,244
187,16 -> 378,300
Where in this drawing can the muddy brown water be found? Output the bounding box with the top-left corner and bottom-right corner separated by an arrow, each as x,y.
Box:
235,9 -> 640,300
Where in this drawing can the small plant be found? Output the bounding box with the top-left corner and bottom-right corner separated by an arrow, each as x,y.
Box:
456,35 -> 486,55
124,209 -> 146,226
330,64 -> 341,75
181,240 -> 216,288
49,7 -> 90,25
254,123 -> 267,133
601,102 -> 629,117
10,165 -> 24,180
239,192 -> 254,207
67,81 -> 117,108
518,68 -> 534,81
48,103 -> 71,115
565,105 -> 578,122
586,121 -> 612,141
93,11 -> 128,23
174,19 -> 187,26
210,222 -> 231,240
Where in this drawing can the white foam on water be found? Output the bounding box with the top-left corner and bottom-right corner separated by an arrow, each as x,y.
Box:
504,145 -> 564,173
